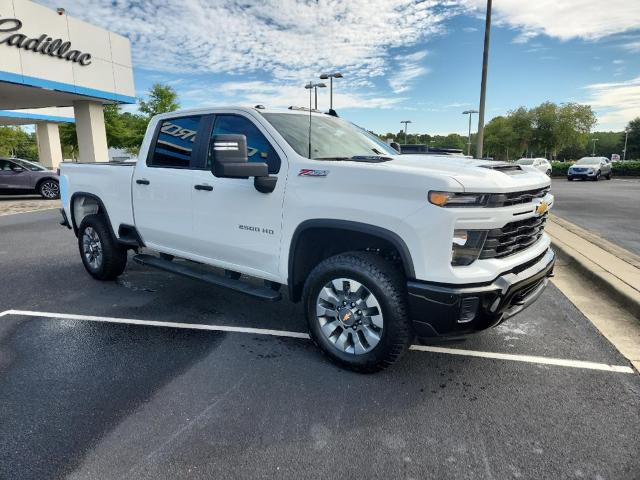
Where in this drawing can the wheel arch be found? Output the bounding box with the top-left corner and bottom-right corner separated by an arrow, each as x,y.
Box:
287,219 -> 415,302
70,192 -> 115,239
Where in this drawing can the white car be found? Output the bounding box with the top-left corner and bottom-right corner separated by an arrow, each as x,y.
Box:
59,106 -> 555,372
516,157 -> 552,176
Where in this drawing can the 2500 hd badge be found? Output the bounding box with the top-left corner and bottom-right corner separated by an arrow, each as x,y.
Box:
239,224 -> 274,235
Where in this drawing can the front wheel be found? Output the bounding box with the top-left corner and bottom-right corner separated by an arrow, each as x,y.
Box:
303,252 -> 412,373
39,179 -> 60,199
78,214 -> 127,280
593,171 -> 601,181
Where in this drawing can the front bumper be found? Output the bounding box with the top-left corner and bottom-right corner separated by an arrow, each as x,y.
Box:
407,248 -> 555,337
568,170 -> 596,178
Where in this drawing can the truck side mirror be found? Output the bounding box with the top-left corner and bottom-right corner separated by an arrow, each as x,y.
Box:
390,142 -> 401,153
210,134 -> 277,193
210,134 -> 268,178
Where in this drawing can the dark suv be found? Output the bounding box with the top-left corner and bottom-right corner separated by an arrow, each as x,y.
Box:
0,158 -> 60,199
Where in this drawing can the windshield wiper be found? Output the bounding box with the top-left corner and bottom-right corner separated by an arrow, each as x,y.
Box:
350,155 -> 392,163
314,156 -> 392,162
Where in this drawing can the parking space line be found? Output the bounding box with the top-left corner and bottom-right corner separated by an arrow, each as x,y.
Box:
1,309 -> 635,374
409,345 -> 634,373
0,309 -> 310,339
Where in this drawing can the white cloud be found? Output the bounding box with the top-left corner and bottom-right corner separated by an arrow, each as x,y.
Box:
38,0 -> 455,85
584,76 -> 640,129
462,0 -> 640,42
180,80 -> 405,110
388,50 -> 430,94
621,41 -> 640,52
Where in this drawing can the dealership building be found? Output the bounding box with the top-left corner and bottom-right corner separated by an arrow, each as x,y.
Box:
0,0 -> 135,169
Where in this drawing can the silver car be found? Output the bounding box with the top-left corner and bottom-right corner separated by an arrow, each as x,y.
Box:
0,157 -> 60,199
567,157 -> 612,181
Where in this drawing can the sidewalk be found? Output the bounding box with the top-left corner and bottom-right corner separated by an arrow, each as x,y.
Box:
0,196 -> 60,216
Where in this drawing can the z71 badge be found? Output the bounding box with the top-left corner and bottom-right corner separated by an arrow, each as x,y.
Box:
298,169 -> 329,177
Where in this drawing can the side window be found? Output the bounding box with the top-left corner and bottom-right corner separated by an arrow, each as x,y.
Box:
148,116 -> 203,168
0,160 -> 11,171
208,115 -> 281,174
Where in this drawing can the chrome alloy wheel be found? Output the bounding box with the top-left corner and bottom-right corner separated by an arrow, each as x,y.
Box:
41,180 -> 59,199
82,226 -> 103,270
315,278 -> 384,355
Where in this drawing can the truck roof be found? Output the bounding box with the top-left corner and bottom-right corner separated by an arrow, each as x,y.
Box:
151,105 -> 333,121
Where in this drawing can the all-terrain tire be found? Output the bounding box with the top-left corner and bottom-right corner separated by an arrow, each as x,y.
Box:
302,251 -> 412,373
78,214 -> 127,280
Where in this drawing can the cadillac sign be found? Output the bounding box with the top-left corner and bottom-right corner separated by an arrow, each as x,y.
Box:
0,16 -> 92,66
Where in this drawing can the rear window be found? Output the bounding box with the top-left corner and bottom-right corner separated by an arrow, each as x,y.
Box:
148,116 -> 203,168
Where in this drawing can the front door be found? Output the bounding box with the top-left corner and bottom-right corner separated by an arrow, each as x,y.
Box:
190,113 -> 287,281
132,115 -> 207,255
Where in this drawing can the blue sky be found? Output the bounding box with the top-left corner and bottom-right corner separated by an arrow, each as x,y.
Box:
40,0 -> 640,134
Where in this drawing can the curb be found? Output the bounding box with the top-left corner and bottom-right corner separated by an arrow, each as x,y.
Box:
547,218 -> 640,319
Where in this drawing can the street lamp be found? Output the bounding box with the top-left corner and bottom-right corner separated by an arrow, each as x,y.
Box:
305,82 -> 326,110
476,0 -> 492,159
623,129 -> 629,161
591,138 -> 599,156
319,72 -> 343,110
400,120 -> 412,144
462,109 -> 478,156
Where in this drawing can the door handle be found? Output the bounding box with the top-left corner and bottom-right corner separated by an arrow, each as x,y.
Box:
136,179 -> 150,185
194,184 -> 213,191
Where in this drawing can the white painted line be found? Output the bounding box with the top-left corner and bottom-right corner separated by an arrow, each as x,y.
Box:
410,345 -> 634,374
3,309 -> 310,340
2,309 -> 635,374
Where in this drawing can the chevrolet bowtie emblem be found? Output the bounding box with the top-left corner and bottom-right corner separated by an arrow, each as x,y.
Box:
536,200 -> 549,216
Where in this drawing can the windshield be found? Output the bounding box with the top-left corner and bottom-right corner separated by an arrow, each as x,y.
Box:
516,159 -> 534,165
575,157 -> 600,165
11,158 -> 47,171
262,113 -> 397,159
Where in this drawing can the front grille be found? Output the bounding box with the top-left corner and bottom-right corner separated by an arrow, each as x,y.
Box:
480,213 -> 548,259
487,187 -> 549,207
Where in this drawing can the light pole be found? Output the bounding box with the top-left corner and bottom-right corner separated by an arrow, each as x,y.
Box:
623,129 -> 629,160
319,72 -> 343,110
462,109 -> 478,156
476,0 -> 492,159
305,82 -> 326,110
400,120 -> 412,144
591,138 -> 599,156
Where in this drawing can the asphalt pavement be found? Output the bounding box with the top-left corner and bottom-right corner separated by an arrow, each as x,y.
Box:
551,178 -> 640,256
1,210 -> 639,480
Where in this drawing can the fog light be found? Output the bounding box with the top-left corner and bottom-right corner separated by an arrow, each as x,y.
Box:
451,230 -> 488,266
459,297 -> 479,323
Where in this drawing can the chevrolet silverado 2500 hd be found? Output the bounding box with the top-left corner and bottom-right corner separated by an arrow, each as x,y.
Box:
59,106 -> 555,372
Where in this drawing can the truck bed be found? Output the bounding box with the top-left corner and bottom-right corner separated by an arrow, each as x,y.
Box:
59,162 -> 136,233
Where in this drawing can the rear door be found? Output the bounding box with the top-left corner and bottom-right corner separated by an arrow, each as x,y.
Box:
132,115 -> 208,255
190,113 -> 288,280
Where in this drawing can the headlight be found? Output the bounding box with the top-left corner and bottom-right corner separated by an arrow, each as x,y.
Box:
429,191 -> 489,207
451,230 -> 488,266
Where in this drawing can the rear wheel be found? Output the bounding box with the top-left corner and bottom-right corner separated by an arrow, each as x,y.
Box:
303,252 -> 412,373
606,172 -> 612,180
78,214 -> 127,280
38,179 -> 59,199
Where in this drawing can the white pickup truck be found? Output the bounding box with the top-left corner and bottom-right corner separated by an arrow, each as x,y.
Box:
59,106 -> 555,372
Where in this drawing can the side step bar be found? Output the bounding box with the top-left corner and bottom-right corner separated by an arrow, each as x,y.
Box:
133,254 -> 282,302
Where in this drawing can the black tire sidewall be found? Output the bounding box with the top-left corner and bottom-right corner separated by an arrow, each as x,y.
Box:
78,214 -> 127,280
304,253 -> 411,372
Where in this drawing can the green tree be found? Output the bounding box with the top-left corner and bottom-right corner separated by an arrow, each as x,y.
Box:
623,117 -> 640,160
0,126 -> 38,160
483,116 -> 518,160
138,83 -> 180,118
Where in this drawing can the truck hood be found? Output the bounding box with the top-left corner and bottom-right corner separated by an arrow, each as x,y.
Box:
389,155 -> 550,193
